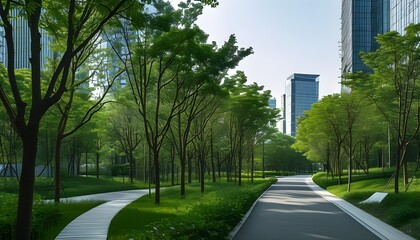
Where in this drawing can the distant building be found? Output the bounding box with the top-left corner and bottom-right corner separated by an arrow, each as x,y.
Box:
268,98 -> 276,109
0,9 -> 53,70
390,0 -> 420,33
341,0 -> 390,91
285,73 -> 319,137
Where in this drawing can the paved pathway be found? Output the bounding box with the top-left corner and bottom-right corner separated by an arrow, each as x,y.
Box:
55,189 -> 149,240
231,175 -> 414,240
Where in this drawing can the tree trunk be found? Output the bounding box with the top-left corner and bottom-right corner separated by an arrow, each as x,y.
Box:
200,161 -> 205,193
171,146 -> 175,186
54,136 -> 63,202
180,158 -> 186,196
395,145 -> 401,193
153,149 -> 160,204
403,161 -> 408,187
16,127 -> 39,239
251,146 -> 254,184
210,133 -> 216,182
96,142 -> 100,178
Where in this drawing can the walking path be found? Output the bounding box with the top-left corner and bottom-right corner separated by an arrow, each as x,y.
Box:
54,176 -> 415,239
55,189 -> 149,240
231,175 -> 414,240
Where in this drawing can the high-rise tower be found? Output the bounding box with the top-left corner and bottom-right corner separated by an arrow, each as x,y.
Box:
341,0 -> 390,82
390,0 -> 420,33
285,73 -> 319,137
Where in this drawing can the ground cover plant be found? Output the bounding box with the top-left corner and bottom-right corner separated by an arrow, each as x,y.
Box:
108,178 -> 277,239
312,170 -> 420,239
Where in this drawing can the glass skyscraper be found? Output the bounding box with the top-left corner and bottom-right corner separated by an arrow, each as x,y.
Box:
390,0 -> 420,33
285,74 -> 319,137
341,0 -> 390,77
0,9 -> 53,70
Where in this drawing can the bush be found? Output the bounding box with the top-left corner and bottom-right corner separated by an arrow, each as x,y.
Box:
0,193 -> 62,240
0,193 -> 17,240
108,164 -> 129,176
136,179 -> 276,239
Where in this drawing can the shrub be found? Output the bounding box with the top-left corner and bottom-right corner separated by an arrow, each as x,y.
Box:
0,193 -> 62,240
135,179 -> 276,239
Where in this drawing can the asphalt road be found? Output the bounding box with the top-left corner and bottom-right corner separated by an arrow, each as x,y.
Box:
232,175 -> 380,240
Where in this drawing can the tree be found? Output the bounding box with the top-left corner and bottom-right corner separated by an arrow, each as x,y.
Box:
344,23 -> 420,193
108,90 -> 143,184
224,71 -> 278,186
0,1 -> 134,238
108,0 -> 223,203
264,133 -> 311,173
294,95 -> 348,184
167,34 -> 252,196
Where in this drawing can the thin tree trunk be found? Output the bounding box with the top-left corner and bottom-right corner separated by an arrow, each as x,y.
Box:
16,127 -> 39,239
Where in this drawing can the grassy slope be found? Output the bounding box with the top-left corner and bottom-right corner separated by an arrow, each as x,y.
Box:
313,170 -> 420,239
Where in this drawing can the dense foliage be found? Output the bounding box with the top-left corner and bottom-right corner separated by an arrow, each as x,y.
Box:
0,0 -> 284,237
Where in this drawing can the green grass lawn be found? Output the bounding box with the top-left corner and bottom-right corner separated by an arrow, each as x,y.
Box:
0,175 -> 153,239
313,170 -> 420,239
108,178 -> 277,240
0,175 -> 153,198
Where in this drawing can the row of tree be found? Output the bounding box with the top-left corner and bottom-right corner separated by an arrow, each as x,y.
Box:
0,0 -> 283,238
293,23 -> 420,193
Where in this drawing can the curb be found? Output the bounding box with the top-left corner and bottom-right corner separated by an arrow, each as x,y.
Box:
228,178 -> 279,240
306,178 -> 415,240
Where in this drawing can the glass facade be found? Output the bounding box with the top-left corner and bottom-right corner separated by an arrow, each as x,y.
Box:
341,0 -> 390,79
0,9 -> 53,70
285,74 -> 319,137
390,0 -> 420,33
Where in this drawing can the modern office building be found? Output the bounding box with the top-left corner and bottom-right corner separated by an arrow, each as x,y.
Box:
390,0 -> 420,33
285,73 -> 319,137
341,0 -> 390,84
0,9 -> 53,70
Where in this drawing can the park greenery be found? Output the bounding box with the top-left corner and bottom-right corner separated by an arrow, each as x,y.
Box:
0,0 -> 302,238
293,23 -> 420,194
1,0 -> 420,239
108,178 -> 277,239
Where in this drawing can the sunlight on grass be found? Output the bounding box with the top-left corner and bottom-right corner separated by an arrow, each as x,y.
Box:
108,178 -> 276,239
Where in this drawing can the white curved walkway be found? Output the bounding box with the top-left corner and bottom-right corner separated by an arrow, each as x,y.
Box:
55,189 -> 149,240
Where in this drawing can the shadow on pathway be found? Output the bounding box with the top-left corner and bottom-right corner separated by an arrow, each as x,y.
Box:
231,175 -> 414,240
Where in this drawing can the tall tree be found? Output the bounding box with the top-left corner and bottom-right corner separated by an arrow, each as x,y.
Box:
294,95 -> 348,184
108,0 -> 222,203
344,23 -> 420,193
0,0 -> 133,238
167,34 -> 252,196
224,71 -> 277,186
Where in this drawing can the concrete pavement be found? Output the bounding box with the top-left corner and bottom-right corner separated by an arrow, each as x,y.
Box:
55,189 -> 149,240
231,175 -> 414,240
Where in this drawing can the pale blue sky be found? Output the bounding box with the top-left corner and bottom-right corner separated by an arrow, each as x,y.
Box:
173,0 -> 342,100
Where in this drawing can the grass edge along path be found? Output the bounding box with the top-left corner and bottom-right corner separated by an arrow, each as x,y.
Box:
108,178 -> 277,240
312,171 -> 420,240
0,176 -> 150,239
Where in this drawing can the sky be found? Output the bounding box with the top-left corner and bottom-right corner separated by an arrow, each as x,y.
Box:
171,0 -> 342,101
